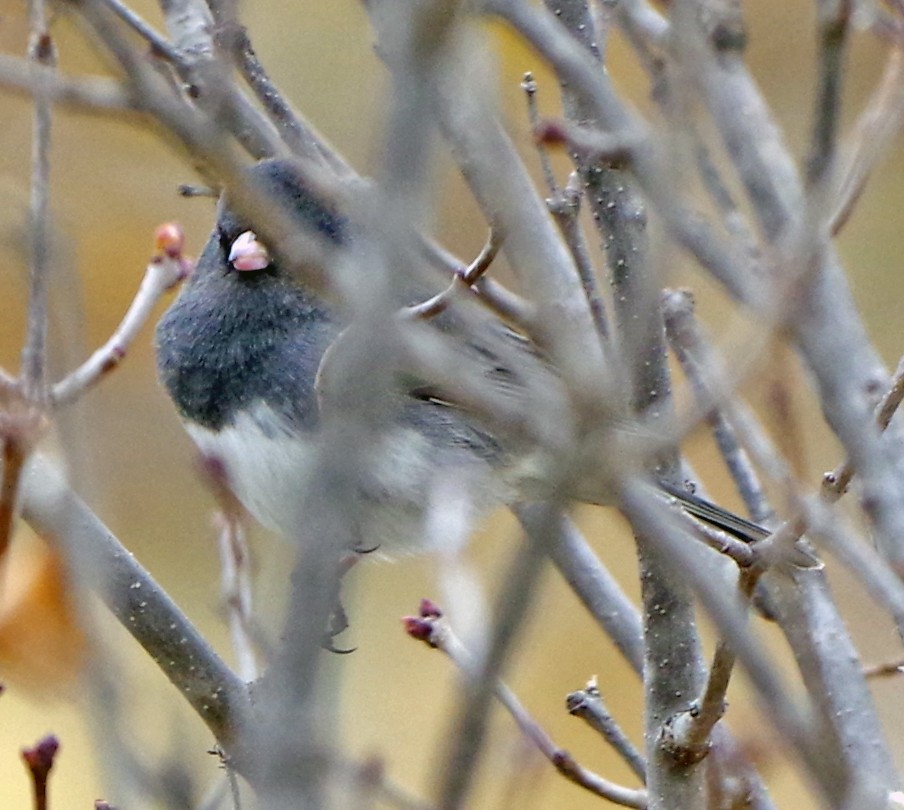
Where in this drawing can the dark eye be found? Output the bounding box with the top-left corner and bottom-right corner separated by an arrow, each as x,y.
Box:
216,206 -> 246,252
218,227 -> 234,255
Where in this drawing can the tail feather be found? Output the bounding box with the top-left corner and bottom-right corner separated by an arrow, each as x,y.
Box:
658,481 -> 770,543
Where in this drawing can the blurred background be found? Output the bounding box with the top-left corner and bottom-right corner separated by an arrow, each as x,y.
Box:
0,1 -> 903,807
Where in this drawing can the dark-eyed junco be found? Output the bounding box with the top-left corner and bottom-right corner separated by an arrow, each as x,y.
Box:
155,160 -> 532,550
155,159 -> 772,552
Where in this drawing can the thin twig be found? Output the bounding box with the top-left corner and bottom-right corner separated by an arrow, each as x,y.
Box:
216,515 -> 257,682
155,0 -> 285,160
51,224 -> 192,408
531,6 -> 618,348
418,237 -> 538,328
99,0 -> 181,62
435,500 -> 566,810
525,4 -> 615,352
76,0 -> 351,295
405,228 -> 503,320
660,288 -> 816,571
0,0 -> 55,568
678,0 -> 904,580
542,511 -> 645,672
863,658 -> 904,679
207,0 -> 353,176
433,8 -> 612,393
0,54 -> 134,112
550,172 -> 609,340
823,355 -> 904,500
521,71 -> 559,196
566,677 -> 647,781
22,0 -> 56,405
202,456 -> 259,683
536,118 -> 637,166
542,512 -> 777,809
662,570 -> 758,763
830,47 -> 904,235
664,290 -> 904,607
211,747 -> 244,810
805,0 -> 851,190
405,602 -> 648,808
661,642 -> 733,764
662,288 -> 771,523
486,0 -> 764,307
801,495 -> 904,635
675,509 -> 758,568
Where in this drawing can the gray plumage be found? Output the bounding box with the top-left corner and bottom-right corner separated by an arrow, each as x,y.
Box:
155,160 -> 510,546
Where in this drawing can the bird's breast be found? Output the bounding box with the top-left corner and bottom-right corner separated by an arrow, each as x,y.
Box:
185,401 -> 317,534
155,279 -> 335,432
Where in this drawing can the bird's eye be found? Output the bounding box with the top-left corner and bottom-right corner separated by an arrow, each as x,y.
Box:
228,230 -> 271,272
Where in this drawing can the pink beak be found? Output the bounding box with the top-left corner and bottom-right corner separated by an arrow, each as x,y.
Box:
228,230 -> 271,271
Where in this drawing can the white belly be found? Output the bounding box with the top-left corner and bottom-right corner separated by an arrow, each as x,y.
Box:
186,404 -> 316,536
185,403 -> 509,551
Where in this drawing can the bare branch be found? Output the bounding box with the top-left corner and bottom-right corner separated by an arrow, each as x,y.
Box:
206,0 -> 353,176
662,570 -> 758,764
431,11 -> 611,392
204,457 -> 259,683
549,171 -> 610,341
19,456 -> 253,755
418,237 -> 538,327
566,676 -> 647,781
864,659 -> 904,679
0,55 -> 134,113
521,71 -> 559,196
51,225 -> 191,408
406,601 -> 648,807
662,288 -> 771,523
484,0 -> 764,306
436,500 -> 566,810
542,510 -> 645,672
21,0 -> 56,405
100,0 -> 181,61
405,228 -> 503,321
805,0 -> 851,191
618,480 -> 845,804
831,47 -> 904,235
823,355 -> 904,500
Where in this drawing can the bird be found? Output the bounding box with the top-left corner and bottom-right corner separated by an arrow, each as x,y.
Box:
155,159 -> 531,553
155,159 -> 778,559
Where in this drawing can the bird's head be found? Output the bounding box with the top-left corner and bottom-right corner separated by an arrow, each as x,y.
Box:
215,160 -> 348,279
